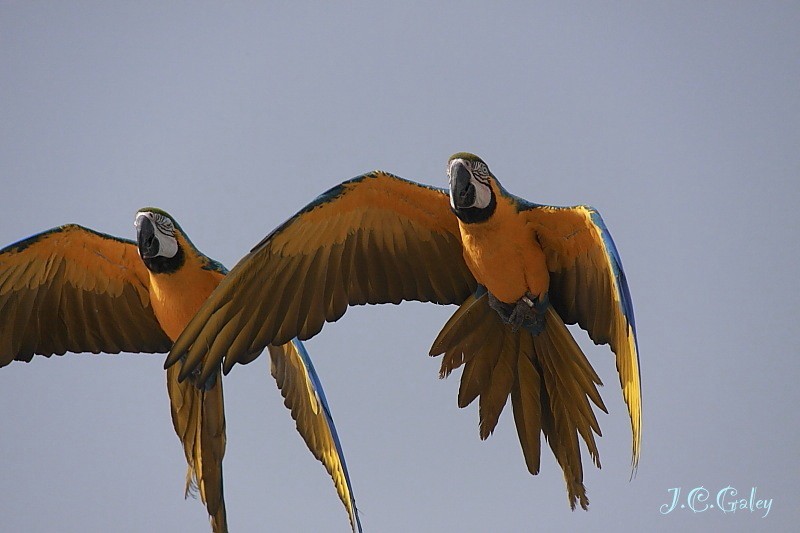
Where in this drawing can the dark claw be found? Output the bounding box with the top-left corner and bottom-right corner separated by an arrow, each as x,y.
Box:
488,292 -> 514,321
508,299 -> 531,332
487,291 -> 548,335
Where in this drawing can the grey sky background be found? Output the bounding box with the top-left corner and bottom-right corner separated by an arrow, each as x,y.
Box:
1,3 -> 798,532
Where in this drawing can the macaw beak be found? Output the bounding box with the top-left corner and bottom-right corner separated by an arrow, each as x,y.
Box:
449,161 -> 475,209
136,215 -> 159,259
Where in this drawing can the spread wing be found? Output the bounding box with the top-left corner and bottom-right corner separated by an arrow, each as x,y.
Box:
269,340 -> 362,532
167,171 -> 477,382
523,204 -> 641,472
0,224 -> 171,366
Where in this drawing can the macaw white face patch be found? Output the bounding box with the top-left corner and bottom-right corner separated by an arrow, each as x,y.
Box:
135,211 -> 179,259
470,174 -> 493,209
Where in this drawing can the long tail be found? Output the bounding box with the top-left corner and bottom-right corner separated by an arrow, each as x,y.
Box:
166,364 -> 228,532
533,305 -> 606,509
431,291 -> 606,510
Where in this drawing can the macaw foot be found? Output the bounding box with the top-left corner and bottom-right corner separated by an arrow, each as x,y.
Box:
487,291 -> 548,335
183,357 -> 218,391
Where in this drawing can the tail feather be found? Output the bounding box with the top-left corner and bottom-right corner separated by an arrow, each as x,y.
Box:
449,313 -> 500,386
430,292 -> 606,510
478,327 -> 517,439
540,383 -> 589,510
510,334 -> 542,474
535,307 -> 603,460
457,326 -> 501,409
431,290 -> 492,377
166,365 -> 228,532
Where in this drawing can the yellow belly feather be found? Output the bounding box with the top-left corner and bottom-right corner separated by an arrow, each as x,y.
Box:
458,202 -> 549,304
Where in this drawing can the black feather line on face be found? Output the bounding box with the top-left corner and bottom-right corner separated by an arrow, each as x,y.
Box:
142,244 -> 185,274
452,193 -> 496,224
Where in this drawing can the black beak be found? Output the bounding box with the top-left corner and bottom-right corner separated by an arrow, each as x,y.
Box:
450,161 -> 475,209
136,216 -> 159,259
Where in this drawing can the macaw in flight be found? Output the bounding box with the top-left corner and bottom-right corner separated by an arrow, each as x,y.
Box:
0,208 -> 361,532
167,153 -> 641,510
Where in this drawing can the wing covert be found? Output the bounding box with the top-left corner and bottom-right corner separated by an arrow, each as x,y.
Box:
0,224 -> 171,366
169,171 -> 476,381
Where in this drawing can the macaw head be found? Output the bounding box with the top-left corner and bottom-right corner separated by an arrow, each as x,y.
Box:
447,152 -> 498,223
135,208 -> 185,273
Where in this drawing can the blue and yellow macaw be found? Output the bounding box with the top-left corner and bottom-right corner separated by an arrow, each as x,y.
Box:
167,153 -> 641,509
0,208 -> 361,532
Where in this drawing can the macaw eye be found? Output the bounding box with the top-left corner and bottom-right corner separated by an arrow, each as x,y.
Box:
152,214 -> 175,236
474,162 -> 488,175
470,161 -> 490,182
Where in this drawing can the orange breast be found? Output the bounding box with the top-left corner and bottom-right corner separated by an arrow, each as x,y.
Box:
458,201 -> 549,304
148,262 -> 224,342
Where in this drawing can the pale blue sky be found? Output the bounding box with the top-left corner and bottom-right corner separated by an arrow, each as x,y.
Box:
1,3 -> 798,532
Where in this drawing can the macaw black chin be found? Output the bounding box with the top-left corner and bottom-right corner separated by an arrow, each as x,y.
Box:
450,191 -> 496,224
141,245 -> 185,274
137,217 -> 185,274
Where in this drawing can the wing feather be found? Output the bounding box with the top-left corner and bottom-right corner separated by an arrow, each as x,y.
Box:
298,248 -> 330,339
274,254 -> 314,345
268,340 -> 362,532
0,224 -> 170,366
525,204 -> 641,472
170,172 -> 476,382
322,242 -> 347,319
